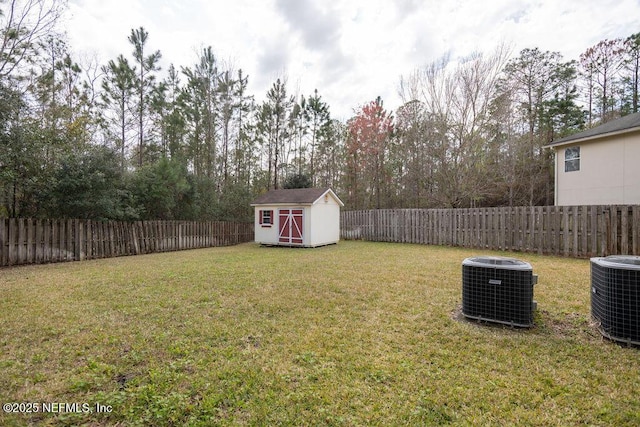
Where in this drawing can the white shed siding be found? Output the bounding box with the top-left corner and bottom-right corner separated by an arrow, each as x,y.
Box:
308,196 -> 341,246
254,205 -> 280,244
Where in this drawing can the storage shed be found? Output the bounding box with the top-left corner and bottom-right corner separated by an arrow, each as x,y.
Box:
250,188 -> 344,247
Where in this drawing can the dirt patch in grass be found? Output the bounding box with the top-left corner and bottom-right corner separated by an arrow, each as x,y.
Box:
451,302 -> 604,344
536,310 -> 600,340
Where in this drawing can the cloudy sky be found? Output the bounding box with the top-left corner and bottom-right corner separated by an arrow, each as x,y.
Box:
63,0 -> 640,119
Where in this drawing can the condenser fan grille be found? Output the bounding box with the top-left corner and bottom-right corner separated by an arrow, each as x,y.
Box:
591,256 -> 640,345
462,256 -> 536,327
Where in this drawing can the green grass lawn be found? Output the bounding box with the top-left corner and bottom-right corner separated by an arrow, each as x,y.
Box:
1,241 -> 639,426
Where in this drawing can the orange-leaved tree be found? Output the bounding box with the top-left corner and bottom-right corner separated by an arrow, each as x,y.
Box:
345,96 -> 394,209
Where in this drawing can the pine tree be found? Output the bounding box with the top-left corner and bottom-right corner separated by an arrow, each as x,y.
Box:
128,27 -> 162,167
623,33 -> 640,114
305,89 -> 330,185
101,55 -> 136,171
258,78 -> 293,189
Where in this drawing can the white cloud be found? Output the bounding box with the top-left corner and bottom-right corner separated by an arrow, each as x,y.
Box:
275,0 -> 341,51
64,0 -> 640,119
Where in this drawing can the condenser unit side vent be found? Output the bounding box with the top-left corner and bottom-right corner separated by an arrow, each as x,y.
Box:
591,255 -> 640,345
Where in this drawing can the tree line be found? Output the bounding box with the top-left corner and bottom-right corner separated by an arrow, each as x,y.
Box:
1,0 -> 638,220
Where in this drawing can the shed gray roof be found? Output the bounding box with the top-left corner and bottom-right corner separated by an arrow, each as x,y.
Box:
251,188 -> 343,206
546,112 -> 640,148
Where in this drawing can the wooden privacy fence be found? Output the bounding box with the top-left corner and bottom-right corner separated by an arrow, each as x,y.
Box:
0,219 -> 254,267
341,206 -> 640,258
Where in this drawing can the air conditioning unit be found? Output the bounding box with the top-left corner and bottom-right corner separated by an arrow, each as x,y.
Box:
591,255 -> 640,345
462,256 -> 537,327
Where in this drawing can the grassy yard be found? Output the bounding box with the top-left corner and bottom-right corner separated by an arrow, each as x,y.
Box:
1,241 -> 639,426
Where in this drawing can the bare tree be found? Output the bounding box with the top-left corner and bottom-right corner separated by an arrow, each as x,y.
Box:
0,0 -> 64,79
398,45 -> 510,207
580,39 -> 625,123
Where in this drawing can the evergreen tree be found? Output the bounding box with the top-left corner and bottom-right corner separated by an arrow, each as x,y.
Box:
283,173 -> 312,189
128,26 -> 162,167
622,33 -> 640,114
181,46 -> 219,180
232,69 -> 254,187
305,89 -> 331,185
160,64 -> 187,159
256,78 -> 294,190
50,146 -> 135,220
101,55 -> 136,171
131,157 -> 190,220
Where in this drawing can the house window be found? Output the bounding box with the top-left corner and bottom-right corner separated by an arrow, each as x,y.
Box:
564,146 -> 580,172
259,210 -> 273,227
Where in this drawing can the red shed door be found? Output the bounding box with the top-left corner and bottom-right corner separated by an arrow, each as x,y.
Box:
278,209 -> 303,245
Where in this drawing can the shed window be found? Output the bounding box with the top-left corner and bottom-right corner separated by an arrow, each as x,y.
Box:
564,146 -> 580,172
259,210 -> 273,226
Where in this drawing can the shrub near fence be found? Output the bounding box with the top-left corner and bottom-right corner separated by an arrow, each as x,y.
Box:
0,219 -> 254,267
341,206 -> 640,257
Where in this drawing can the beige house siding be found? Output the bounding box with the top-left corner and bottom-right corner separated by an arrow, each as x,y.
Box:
555,131 -> 640,205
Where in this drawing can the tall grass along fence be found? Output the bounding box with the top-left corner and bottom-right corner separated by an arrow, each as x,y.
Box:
0,219 -> 254,267
341,206 -> 640,258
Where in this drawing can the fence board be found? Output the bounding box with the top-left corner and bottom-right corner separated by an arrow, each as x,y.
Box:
1,219 -> 253,267
340,205 -> 640,258
579,206 -> 587,257
621,207 -> 629,255
18,219 -> 26,263
573,207 -> 580,257
25,219 -> 33,263
0,219 -> 4,265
